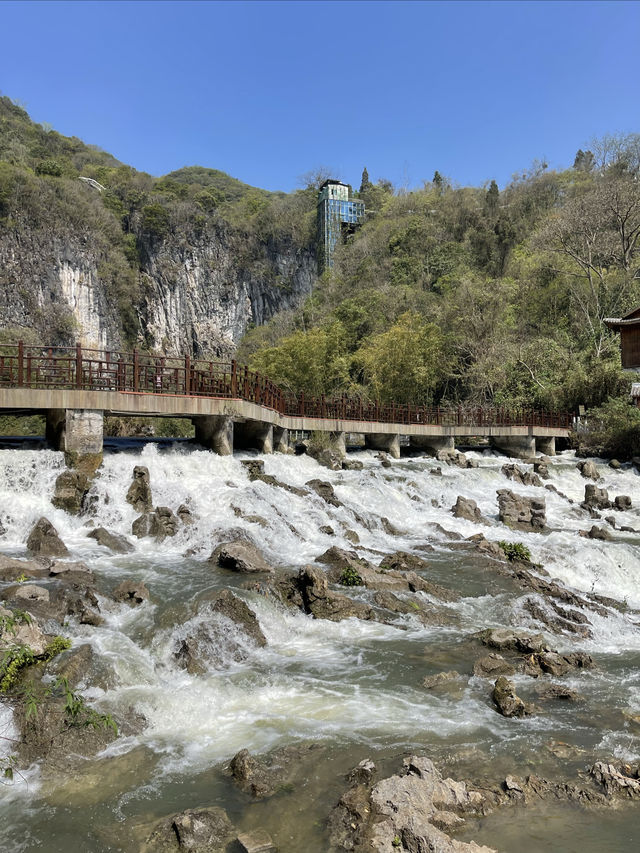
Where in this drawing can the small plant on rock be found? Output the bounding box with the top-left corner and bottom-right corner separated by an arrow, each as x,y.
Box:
498,541 -> 532,563
338,566 -> 364,587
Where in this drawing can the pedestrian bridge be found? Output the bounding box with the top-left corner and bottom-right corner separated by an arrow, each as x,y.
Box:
0,343 -> 571,459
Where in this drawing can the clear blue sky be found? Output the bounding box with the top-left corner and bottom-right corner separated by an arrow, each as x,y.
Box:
1,0 -> 638,191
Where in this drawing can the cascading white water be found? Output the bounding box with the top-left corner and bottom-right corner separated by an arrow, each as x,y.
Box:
0,444 -> 639,851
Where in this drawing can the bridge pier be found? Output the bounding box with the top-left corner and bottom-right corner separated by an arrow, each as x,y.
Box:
273,426 -> 289,453
365,432 -> 400,459
234,420 -> 273,454
328,431 -> 346,457
535,436 -> 556,456
490,434 -> 535,460
46,408 -> 104,454
192,415 -> 234,455
409,435 -> 455,456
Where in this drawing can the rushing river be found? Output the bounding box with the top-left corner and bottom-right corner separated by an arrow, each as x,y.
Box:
0,442 -> 639,851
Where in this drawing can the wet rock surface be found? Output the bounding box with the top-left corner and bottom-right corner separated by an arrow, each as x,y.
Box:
126,465 -> 153,513
228,743 -> 323,799
492,676 -> 533,717
144,806 -> 234,852
451,495 -> 484,523
87,526 -> 135,553
26,516 -> 69,557
114,580 -> 149,605
305,478 -> 342,507
496,490 -> 546,532
501,463 -> 543,487
209,541 -> 274,574
132,506 -> 179,541
52,469 -> 90,515
582,484 -> 611,510
328,755 -> 494,853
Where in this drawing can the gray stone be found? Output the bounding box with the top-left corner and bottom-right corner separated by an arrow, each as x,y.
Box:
113,580 -> 149,605
502,463 -> 543,487
145,807 -> 234,852
451,495 -> 483,523
51,469 -> 90,515
614,495 -> 632,511
125,466 -> 153,513
342,458 -> 364,471
305,479 -> 341,507
492,676 -> 533,717
26,517 -> 69,557
209,541 -> 274,574
583,484 -> 611,510
497,489 -> 546,531
237,829 -> 276,853
87,527 -> 134,553
577,459 -> 599,480
473,653 -> 516,678
609,459 -> 622,470
9,584 -> 50,603
132,506 -> 178,542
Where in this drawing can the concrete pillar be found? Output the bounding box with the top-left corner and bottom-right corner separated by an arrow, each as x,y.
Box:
45,409 -> 66,450
273,426 -> 289,453
490,434 -> 535,460
192,415 -> 234,455
46,409 -> 103,454
234,420 -> 273,454
409,435 -> 455,456
365,432 -> 401,459
535,436 -> 556,456
327,431 -> 346,457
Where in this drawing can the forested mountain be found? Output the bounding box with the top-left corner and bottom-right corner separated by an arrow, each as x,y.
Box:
242,142 -> 640,417
1,94 -> 639,429
0,96 -> 317,355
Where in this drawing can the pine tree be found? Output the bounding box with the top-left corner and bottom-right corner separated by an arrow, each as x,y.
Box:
486,179 -> 499,214
359,167 -> 372,193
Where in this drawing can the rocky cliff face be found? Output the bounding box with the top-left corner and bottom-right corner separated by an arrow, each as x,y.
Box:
137,226 -> 315,357
0,218 -> 315,356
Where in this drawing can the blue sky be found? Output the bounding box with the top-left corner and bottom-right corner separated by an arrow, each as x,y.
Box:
0,0 -> 638,191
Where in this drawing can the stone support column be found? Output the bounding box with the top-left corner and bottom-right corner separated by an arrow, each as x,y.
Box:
234,420 -> 273,454
192,415 -> 234,455
273,426 -> 289,453
364,432 -> 401,459
535,436 -> 556,457
490,434 -> 536,460
409,435 -> 455,456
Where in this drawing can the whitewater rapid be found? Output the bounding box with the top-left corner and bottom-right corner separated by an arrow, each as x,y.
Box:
0,443 -> 639,851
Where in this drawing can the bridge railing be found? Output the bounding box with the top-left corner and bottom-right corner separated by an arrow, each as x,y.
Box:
0,342 -> 570,429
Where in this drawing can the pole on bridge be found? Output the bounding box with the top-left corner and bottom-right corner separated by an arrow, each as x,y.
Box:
76,343 -> 83,390
17,340 -> 24,387
185,354 -> 191,395
231,360 -> 238,397
133,349 -> 139,393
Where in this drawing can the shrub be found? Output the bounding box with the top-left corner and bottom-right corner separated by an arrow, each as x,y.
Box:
580,397 -> 640,460
339,566 -> 364,586
498,541 -> 532,563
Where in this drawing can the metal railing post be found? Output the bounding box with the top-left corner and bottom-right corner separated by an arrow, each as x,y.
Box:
185,354 -> 191,395
76,343 -> 83,389
133,349 -> 139,392
231,360 -> 238,397
17,340 -> 24,386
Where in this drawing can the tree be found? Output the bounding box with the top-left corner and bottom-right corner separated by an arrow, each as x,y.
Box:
536,176 -> 640,356
359,167 -> 372,193
355,312 -> 450,404
432,171 -> 444,192
573,149 -> 595,172
485,180 -> 499,215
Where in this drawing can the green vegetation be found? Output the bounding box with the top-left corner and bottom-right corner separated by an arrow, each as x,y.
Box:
0,635 -> 71,693
54,675 -> 118,734
498,541 -> 532,563
338,566 -> 364,587
241,138 -> 640,415
0,95 -> 316,349
0,608 -> 32,636
578,397 -> 640,459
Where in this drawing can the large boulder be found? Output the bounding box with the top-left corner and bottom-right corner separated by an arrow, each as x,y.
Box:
473,653 -> 516,678
0,604 -> 48,655
492,676 -> 533,717
451,496 -> 483,523
132,507 -> 179,541
496,489 -> 546,532
577,459 -> 599,480
87,527 -> 134,554
305,479 -> 342,507
113,580 -> 149,605
144,807 -> 234,853
501,464 -> 543,487
26,517 -> 69,557
51,469 -> 90,515
209,541 -> 274,574
175,591 -> 266,674
125,466 -> 153,513
329,755 -> 494,853
614,495 -> 632,511
582,484 -> 611,510
279,565 -> 374,622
